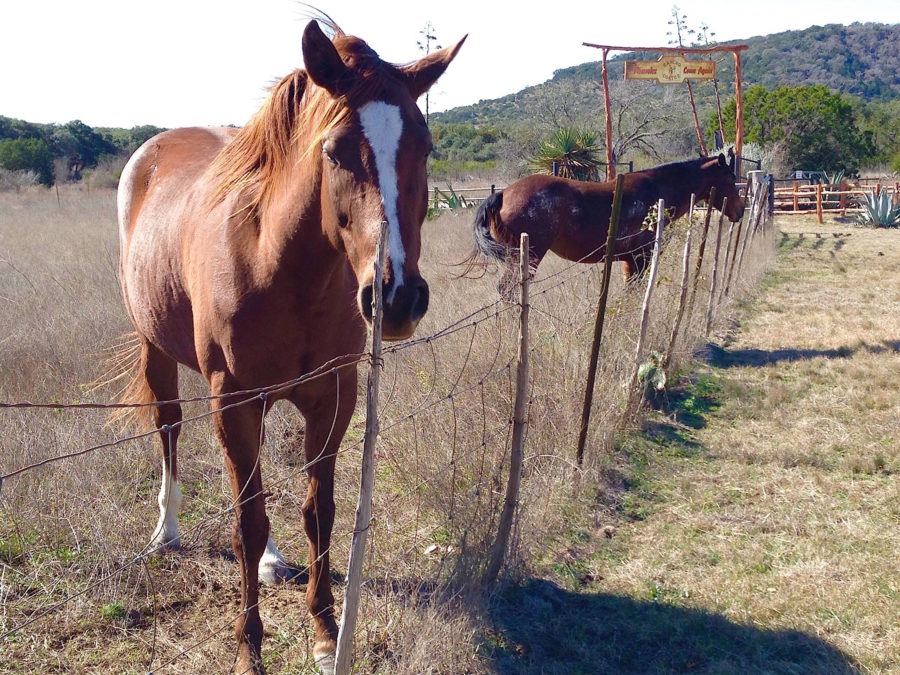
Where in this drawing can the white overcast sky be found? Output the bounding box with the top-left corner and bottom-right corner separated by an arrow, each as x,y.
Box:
2,0 -> 897,129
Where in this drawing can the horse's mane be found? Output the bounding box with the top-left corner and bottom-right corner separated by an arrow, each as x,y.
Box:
644,156 -> 708,175
210,20 -> 401,218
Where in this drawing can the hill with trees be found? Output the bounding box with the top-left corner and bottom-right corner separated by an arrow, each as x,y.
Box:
430,22 -> 899,179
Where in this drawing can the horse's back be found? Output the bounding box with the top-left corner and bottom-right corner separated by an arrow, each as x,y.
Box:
118,127 -> 236,247
118,127 -> 237,368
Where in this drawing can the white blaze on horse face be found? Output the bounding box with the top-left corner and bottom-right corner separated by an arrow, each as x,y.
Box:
358,101 -> 405,302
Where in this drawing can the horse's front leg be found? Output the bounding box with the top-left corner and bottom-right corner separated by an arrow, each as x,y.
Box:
291,369 -> 357,675
209,376 -> 269,674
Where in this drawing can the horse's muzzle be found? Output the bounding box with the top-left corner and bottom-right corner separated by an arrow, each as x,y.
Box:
359,275 -> 429,340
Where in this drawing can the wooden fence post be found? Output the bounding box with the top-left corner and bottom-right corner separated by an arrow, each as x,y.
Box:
663,207 -> 694,371
485,232 -> 531,584
576,174 -> 624,466
684,189 -> 716,332
705,199 -> 727,337
628,199 -> 666,394
334,222 -> 388,675
793,180 -> 799,212
734,173 -> 763,285
816,183 -> 824,224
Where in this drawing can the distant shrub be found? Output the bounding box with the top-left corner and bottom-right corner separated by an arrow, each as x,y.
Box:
0,168 -> 39,193
0,138 -> 53,186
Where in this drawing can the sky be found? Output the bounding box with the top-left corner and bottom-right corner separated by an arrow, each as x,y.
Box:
2,0 -> 898,129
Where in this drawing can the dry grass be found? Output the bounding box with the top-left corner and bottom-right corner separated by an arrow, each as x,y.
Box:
577,217 -> 898,674
5,184 -> 875,675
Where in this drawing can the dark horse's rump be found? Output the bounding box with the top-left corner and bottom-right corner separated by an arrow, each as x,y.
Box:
470,154 -> 745,287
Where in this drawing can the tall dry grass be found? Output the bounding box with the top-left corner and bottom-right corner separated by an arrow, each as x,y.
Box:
0,186 -> 773,672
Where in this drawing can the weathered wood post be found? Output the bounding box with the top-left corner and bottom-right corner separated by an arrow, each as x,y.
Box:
334,223 -> 388,675
663,200 -> 694,371
793,180 -> 799,212
705,198 -> 727,336
733,172 -> 762,283
628,199 -> 666,394
576,174 -> 625,466
684,189 -> 716,331
485,232 -> 530,584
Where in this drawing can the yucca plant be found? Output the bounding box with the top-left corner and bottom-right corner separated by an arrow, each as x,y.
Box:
529,127 -> 603,181
855,188 -> 900,228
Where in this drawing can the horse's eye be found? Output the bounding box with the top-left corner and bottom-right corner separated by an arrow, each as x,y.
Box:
322,143 -> 339,167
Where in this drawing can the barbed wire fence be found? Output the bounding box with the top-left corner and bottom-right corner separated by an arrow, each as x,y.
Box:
0,181 -> 773,673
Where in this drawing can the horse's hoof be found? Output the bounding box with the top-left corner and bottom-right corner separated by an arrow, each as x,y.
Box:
258,559 -> 303,585
234,646 -> 266,675
147,531 -> 181,554
312,643 -> 336,675
258,537 -> 303,584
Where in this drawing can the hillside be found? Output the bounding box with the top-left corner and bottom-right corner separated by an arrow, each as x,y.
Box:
434,22 -> 899,127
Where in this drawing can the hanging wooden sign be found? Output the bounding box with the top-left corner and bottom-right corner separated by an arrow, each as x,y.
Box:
624,55 -> 716,83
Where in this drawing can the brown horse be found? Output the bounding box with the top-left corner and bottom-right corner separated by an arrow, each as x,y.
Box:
117,19 -> 463,674
471,153 -> 745,286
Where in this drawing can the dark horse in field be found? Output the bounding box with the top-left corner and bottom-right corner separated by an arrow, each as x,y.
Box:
117,19 -> 463,674
471,153 -> 745,286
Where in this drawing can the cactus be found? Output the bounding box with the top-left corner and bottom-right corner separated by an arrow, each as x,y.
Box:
855,188 -> 900,227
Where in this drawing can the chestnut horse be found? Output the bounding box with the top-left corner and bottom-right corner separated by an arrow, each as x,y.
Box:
117,20 -> 463,673
471,153 -> 745,286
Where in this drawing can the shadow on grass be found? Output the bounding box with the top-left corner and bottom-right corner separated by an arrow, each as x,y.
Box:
483,578 -> 858,675
699,340 -> 900,369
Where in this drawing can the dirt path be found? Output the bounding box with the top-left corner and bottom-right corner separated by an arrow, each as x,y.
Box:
490,220 -> 899,674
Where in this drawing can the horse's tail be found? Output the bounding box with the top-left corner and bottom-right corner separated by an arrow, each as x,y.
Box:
471,191 -> 507,262
90,332 -> 156,431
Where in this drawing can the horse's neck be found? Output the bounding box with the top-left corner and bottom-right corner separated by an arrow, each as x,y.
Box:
258,153 -> 342,282
657,163 -> 704,218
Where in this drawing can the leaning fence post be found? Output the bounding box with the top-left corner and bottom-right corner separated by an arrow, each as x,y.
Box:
485,233 -> 531,584
684,189 -> 716,332
705,200 -> 728,336
334,222 -> 388,675
576,174 -> 624,466
734,173 -> 763,285
663,204 -> 694,371
628,199 -> 666,394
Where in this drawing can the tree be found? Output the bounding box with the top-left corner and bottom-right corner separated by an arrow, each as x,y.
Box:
713,85 -> 868,174
667,5 -> 707,154
50,120 -> 117,180
417,21 -> 441,124
0,138 -> 54,186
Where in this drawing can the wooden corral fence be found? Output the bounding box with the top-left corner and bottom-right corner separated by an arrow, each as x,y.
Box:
772,179 -> 900,223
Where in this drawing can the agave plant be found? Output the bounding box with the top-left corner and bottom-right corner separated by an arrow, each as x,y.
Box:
529,127 -> 603,181
818,170 -> 846,204
855,188 -> 900,228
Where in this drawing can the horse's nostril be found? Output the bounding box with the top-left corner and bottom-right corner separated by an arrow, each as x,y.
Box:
360,284 -> 374,321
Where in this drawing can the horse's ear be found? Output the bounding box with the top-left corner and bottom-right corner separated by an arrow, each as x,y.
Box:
717,153 -> 727,167
401,35 -> 467,100
727,148 -> 736,175
302,21 -> 348,96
